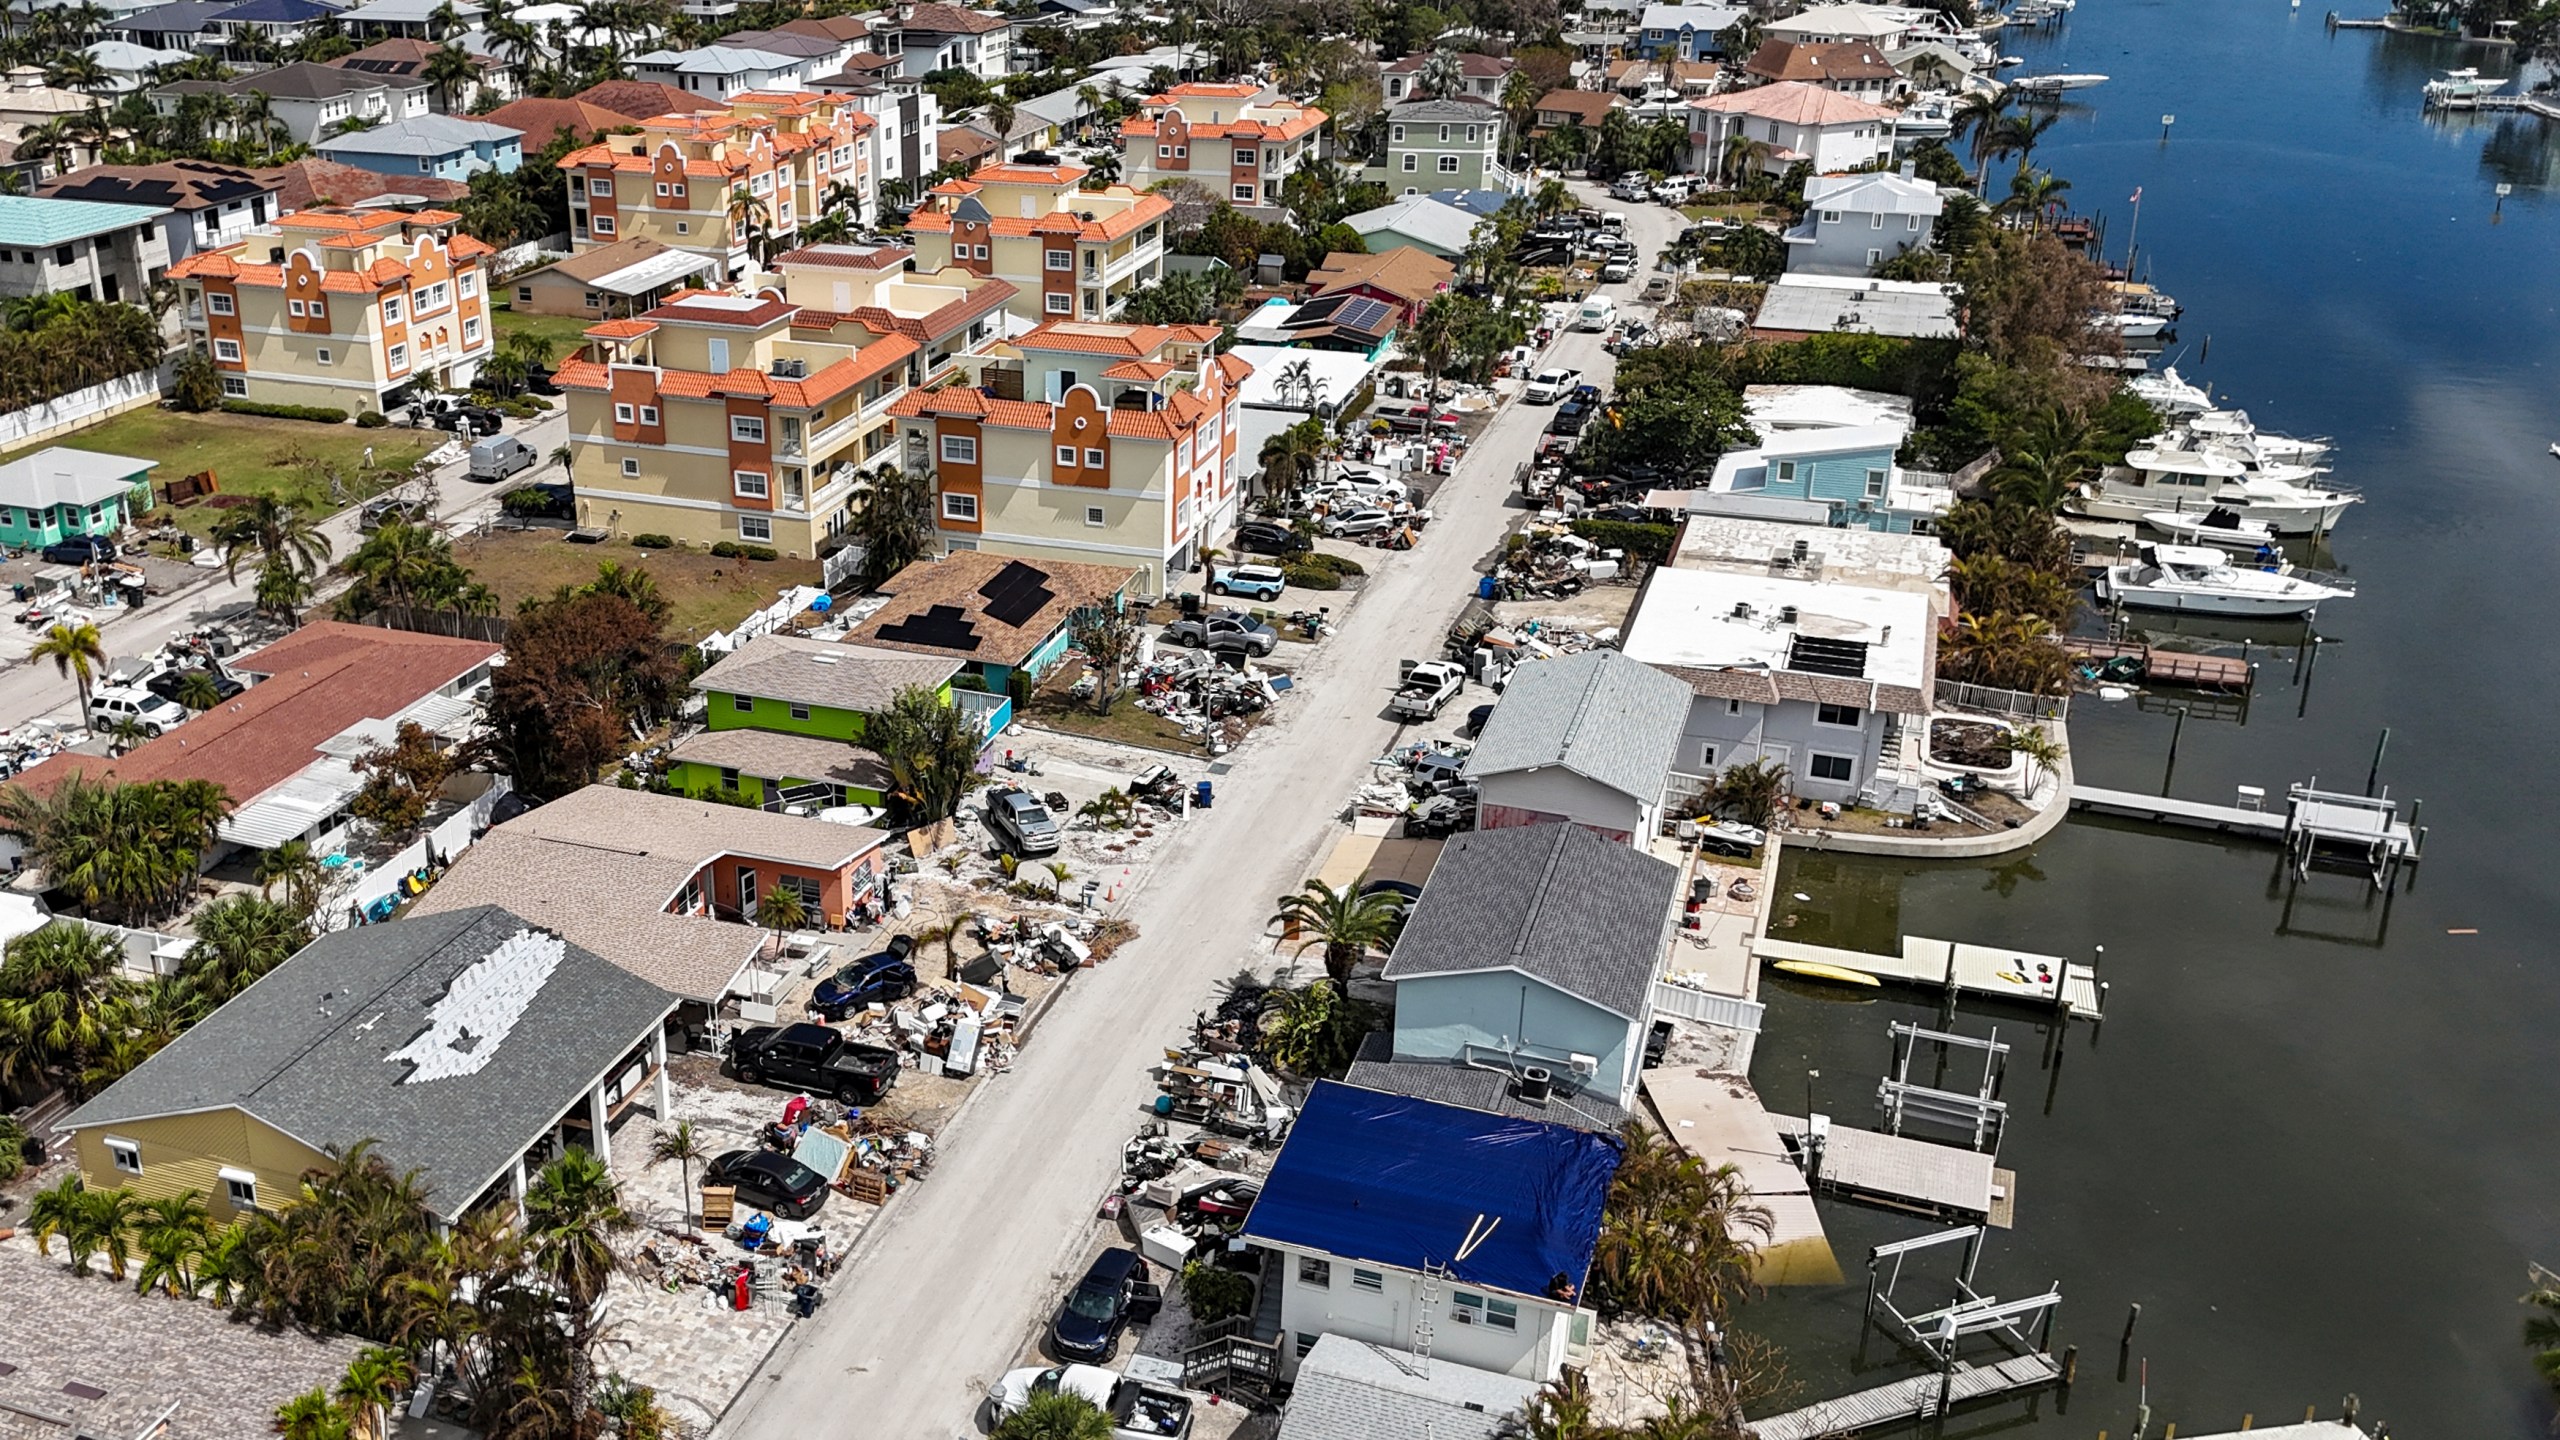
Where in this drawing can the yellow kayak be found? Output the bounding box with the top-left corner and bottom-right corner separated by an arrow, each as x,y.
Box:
1773,959 -> 1884,988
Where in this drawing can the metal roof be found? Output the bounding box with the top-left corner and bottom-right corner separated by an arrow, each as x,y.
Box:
0,446 -> 153,508
1464,649 -> 1690,806
315,114 -> 523,158
1275,1335 -> 1542,1440
0,196 -> 167,247
61,906 -> 678,1221
1381,822 -> 1681,1020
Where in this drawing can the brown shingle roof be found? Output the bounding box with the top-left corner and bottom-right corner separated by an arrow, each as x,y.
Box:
851,551 -> 1137,667
1306,247 -> 1456,308
693,634 -> 961,712
1533,88 -> 1623,126
1742,39 -> 1899,84
778,14 -> 874,42
899,2 -> 1010,34
256,157 -> 468,212
574,78 -> 726,119
527,234 -> 708,284
668,726 -> 893,794
479,97 -> 630,149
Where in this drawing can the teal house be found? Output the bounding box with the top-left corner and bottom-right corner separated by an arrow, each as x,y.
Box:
1706,422 -> 1949,533
669,633 -> 966,810
0,447 -> 156,550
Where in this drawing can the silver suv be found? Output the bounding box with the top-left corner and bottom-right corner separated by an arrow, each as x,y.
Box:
87,686 -> 188,738
984,788 -> 1061,856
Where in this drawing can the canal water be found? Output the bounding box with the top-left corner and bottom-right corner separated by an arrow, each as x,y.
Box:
1739,3 -> 2560,1435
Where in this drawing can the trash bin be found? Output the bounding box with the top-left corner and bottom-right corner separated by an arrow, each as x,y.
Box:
1179,591 -> 1202,616
1193,780 -> 1214,810
1476,575 -> 1498,600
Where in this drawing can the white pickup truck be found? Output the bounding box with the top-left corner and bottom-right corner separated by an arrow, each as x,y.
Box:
987,1365 -> 1194,1439
1389,659 -> 1468,721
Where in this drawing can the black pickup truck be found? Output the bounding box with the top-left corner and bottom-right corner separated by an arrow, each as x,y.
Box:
728,1022 -> 900,1105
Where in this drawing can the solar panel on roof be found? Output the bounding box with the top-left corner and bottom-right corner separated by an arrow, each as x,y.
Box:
874,603 -> 983,651
1330,295 -> 1394,332
1787,632 -> 1870,678
976,561 -> 1056,628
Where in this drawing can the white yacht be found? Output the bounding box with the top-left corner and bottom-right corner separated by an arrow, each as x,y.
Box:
2423,68 -> 2509,107
2091,311 -> 2171,341
2076,435 -> 2360,534
2142,507 -> 2279,550
2012,72 -> 2108,97
2128,366 -> 2212,415
2097,543 -> 2354,618
2184,408 -> 2330,464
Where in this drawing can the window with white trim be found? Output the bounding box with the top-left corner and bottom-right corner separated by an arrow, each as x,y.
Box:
593,215 -> 615,234
289,299 -> 305,317
1298,1256 -> 1331,1286
1055,444 -> 1077,466
731,415 -> 766,443
941,491 -> 977,520
940,434 -> 976,464
739,514 -> 772,541
207,292 -> 233,315
382,295 -> 403,324
212,338 -> 239,361
1809,753 -> 1856,782
656,181 -> 670,196
460,272 -> 476,296
1085,505 -> 1105,526
221,375 -> 246,396
1083,447 -> 1104,468
639,405 -> 658,425
1296,1332 -> 1319,1358
106,1138 -> 141,1175
621,457 -> 641,477
1438,155 -> 1460,173
1232,184 -> 1254,201
1046,249 -> 1071,271
734,470 -> 769,498
732,693 -> 755,712
1402,154 -> 1417,172
464,317 -> 480,343
973,244 -> 989,260
1451,1292 -> 1518,1330
315,347 -> 331,364
1864,466 -> 1887,498
615,403 -> 635,423
221,1168 -> 259,1210
592,178 -> 613,196
1045,292 -> 1072,314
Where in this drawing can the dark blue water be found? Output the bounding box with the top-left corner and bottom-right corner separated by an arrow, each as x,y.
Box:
1742,6 -> 2560,1436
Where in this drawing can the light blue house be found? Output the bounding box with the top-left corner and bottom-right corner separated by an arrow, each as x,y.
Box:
315,114 -> 523,182
1633,2 -> 1745,60
1376,822 -> 1681,1113
1708,421 -> 1949,532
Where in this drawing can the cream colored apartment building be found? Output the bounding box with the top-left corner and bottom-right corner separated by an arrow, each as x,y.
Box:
561,91 -> 879,278
903,160 -> 1170,326
169,206 -> 495,415
1116,82 -> 1326,209
886,319 -> 1251,599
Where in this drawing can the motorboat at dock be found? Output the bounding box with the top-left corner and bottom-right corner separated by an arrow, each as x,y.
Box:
2141,507 -> 2280,550
2011,72 -> 2108,98
2095,542 -> 2354,618
2423,67 -> 2508,108
2127,366 -> 2212,415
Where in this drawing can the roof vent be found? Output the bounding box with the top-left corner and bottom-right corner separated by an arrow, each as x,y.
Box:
1730,602 -> 1753,620
1780,605 -> 1799,623
1516,1066 -> 1553,1104
1791,538 -> 1809,561
808,653 -> 841,664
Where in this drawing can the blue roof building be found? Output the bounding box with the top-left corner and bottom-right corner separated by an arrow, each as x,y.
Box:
314,114 -> 523,181
1240,1081 -> 1620,1382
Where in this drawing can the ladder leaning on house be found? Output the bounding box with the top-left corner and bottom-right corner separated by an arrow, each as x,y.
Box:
1413,1259 -> 1447,1378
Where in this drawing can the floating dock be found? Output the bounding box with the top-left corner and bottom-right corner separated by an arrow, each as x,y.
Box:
1745,1353 -> 2065,1440
1769,1114 -> 2011,1225
2061,636 -> 2255,691
2071,783 -> 2288,836
1755,935 -> 2103,1019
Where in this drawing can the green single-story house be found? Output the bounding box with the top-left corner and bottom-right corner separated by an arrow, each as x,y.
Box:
668,634 -> 963,809
0,447 -> 155,551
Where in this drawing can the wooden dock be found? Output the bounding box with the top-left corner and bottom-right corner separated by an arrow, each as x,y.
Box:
1745,1353 -> 2066,1440
1768,1114 -> 2008,1223
2071,783 -> 2288,836
2061,636 -> 2254,691
2459,94 -> 2560,119
1756,935 -> 2103,1019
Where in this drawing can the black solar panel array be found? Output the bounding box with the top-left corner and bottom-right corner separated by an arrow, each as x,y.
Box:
874,603 -> 983,651
1787,632 -> 1870,679
977,561 -> 1056,628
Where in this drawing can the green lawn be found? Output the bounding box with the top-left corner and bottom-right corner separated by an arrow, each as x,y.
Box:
450,527 -> 823,641
3,407 -> 440,539
490,302 -> 599,363
1681,202 -> 1787,223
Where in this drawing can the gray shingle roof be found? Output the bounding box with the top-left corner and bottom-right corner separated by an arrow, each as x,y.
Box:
1463,649 -> 1690,805
1381,822 -> 1679,1019
62,906 -> 678,1220
1275,1334 -> 1541,1440
692,633 -> 962,714
1346,1047 -> 1629,1133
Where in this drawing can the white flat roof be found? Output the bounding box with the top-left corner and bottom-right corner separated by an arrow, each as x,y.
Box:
1745,383 -> 1913,432
1623,564 -> 1932,688
1226,343 -> 1379,413
1669,512 -> 1951,592
587,247 -> 718,296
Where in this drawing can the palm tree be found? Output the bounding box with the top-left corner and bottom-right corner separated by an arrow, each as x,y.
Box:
1720,133 -> 1771,186
173,669 -> 225,710
0,921 -> 130,1096
1589,1120 -> 1771,1324
26,1173 -> 85,1263
650,1120 -> 708,1231
80,1184 -> 143,1280
757,882 -> 808,941
2001,167 -> 2072,231
31,620 -> 105,711
724,185 -> 773,265
585,559 -> 669,623
1271,876 -> 1405,983
254,838 -> 324,915
1992,409 -> 2102,509
2008,724 -> 2066,794
184,892 -> 310,998
521,1148 -> 629,1398
335,1348 -> 413,1440
211,494 -> 333,584
422,43 -> 479,112
1981,111 -> 2056,176
1950,89 -> 2008,188
274,1389 -> 354,1440
993,1391 -> 1113,1440
131,1190 -> 210,1297
344,520 -> 452,613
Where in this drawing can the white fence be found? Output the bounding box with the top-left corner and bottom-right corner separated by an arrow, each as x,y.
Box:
1652,980 -> 1765,1034
0,366 -> 166,453
87,918 -> 195,980
699,585 -> 825,656
328,776 -> 514,931
1935,679 -> 2070,723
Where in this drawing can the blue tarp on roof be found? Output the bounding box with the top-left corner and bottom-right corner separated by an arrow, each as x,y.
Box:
1241,1081 -> 1622,1301
214,0 -> 345,21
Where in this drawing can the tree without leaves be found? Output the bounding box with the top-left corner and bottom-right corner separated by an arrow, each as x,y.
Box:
1067,605 -> 1140,715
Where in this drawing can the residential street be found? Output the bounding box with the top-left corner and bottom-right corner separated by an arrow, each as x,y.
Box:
720,185 -> 1681,1439
0,408 -> 558,728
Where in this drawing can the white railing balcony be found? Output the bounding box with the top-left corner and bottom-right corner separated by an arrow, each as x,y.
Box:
858,384 -> 905,423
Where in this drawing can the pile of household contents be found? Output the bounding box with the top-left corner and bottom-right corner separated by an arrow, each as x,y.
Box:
1122,652 -> 1287,750
1360,738 -> 1481,838
833,968 -> 1033,1082
0,718 -> 83,780
1146,1046 -> 1294,1143
1491,527 -> 1628,600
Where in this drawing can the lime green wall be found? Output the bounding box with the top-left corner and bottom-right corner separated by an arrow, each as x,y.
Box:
707,692 -> 866,741
668,762 -> 886,809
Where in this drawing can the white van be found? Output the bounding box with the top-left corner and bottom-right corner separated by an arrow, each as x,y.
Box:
1598,211 -> 1629,233
1575,296 -> 1617,332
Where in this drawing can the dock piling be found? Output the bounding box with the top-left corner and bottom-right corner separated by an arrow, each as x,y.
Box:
2366,728 -> 2390,796
2122,1302 -> 2142,1348
2061,1344 -> 2077,1385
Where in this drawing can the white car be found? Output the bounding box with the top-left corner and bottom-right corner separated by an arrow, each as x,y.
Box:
1600,260 -> 1634,284
1524,367 -> 1578,403
1321,506 -> 1395,537
85,686 -> 189,738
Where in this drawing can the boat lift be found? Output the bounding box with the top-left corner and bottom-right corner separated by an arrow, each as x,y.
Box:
1877,1023 -> 2009,1152
1864,1227 -> 2064,1416
2285,781 -> 2421,889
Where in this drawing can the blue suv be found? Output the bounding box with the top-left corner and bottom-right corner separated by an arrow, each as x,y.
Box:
810,935 -> 919,1018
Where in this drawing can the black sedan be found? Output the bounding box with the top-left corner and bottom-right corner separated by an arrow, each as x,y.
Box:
1232,520 -> 1313,557
706,1149 -> 830,1219
1050,1248 -> 1150,1363
145,667 -> 245,708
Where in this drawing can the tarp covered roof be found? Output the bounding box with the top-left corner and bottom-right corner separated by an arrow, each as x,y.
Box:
1241,1081 -> 1621,1301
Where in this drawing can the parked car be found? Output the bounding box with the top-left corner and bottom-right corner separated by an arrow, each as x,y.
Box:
726,1021 -> 901,1105
1388,659 -> 1467,721
1208,564 -> 1287,602
1551,401 -> 1593,436
1600,260 -> 1634,284
85,686 -> 188,737
144,667 -> 243,708
359,495 -> 432,532
809,936 -> 919,1018
468,434 -> 537,482
41,535 -> 115,565
1523,367 -> 1578,404
704,1149 -> 830,1219
984,787 -> 1062,856
987,1365 -> 1194,1440
1232,520 -> 1313,556
1163,609 -> 1278,657
1050,1248 -> 1156,1363
1320,506 -> 1394,538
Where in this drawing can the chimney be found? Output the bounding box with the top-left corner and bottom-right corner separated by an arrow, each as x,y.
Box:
1899,159 -> 1916,180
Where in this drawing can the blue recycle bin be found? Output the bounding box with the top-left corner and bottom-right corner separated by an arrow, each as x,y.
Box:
1194,780 -> 1215,810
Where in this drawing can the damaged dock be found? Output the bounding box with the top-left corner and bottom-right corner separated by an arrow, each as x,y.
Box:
1755,935 -> 2104,1019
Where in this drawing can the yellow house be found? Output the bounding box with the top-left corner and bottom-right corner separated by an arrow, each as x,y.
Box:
59,906 -> 678,1226
560,90 -> 879,277
886,318 -> 1251,598
903,159 -> 1170,325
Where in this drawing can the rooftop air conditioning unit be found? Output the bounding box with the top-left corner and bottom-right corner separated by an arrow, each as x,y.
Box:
773,358 -> 808,378
1792,538 -> 1810,561
1730,602 -> 1753,619
1516,1066 -> 1553,1103
1780,605 -> 1799,623
1567,1052 -> 1599,1076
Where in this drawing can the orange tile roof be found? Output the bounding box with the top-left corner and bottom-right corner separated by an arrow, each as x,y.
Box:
1121,102 -> 1325,143
906,190 -> 1171,243
1160,82 -> 1261,99
1100,359 -> 1175,380
584,317 -> 659,339
645,334 -> 917,409
1015,318 -> 1180,357
888,387 -> 1054,429
968,162 -> 1086,186
551,357 -> 611,390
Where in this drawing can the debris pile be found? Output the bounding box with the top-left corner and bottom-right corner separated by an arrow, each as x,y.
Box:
1493,528 -> 1623,600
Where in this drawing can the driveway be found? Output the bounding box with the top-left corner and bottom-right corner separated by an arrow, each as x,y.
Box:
718,183 -> 1680,1439
0,407 -> 556,727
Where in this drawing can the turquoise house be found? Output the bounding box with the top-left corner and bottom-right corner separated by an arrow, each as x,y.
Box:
1707,421 -> 1946,533
0,447 -> 156,550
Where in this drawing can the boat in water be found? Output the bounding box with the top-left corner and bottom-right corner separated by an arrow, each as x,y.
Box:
2075,430 -> 2360,535
2128,366 -> 2212,415
2091,311 -> 2172,341
2012,72 -> 2108,98
2096,542 -> 2354,618
2142,506 -> 2280,550
2422,67 -> 2508,108
2184,408 -> 2330,464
